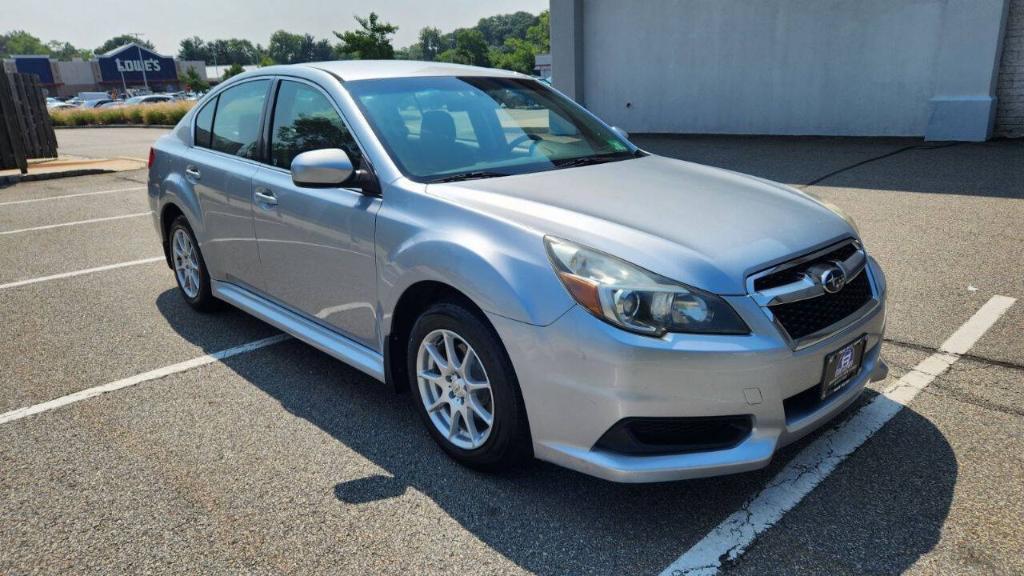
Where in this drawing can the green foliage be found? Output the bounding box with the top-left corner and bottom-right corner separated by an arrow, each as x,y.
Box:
475,12 -> 537,46
94,34 -> 154,55
46,41 -> 90,60
0,30 -> 48,57
416,27 -> 448,61
178,66 -> 209,93
334,12 -> 398,60
179,36 -> 259,65
526,10 -> 550,54
489,37 -> 536,75
401,9 -> 548,74
438,29 -> 489,67
222,62 -> 245,80
50,101 -> 195,127
488,10 -> 549,74
268,30 -> 334,64
0,31 -> 90,60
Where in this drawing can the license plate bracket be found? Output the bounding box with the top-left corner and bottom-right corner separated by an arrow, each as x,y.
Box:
821,336 -> 867,399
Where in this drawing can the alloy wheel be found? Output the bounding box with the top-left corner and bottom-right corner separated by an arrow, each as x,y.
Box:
416,328 -> 495,450
172,228 -> 201,299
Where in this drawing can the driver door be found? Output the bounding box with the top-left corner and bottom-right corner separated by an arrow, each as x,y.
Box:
252,79 -> 381,350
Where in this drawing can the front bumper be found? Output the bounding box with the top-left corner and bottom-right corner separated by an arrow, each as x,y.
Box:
488,259 -> 887,483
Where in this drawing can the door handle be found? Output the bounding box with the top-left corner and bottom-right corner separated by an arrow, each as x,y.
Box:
184,165 -> 201,179
254,187 -> 278,207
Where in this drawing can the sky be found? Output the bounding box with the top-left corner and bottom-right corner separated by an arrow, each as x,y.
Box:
7,0 -> 549,55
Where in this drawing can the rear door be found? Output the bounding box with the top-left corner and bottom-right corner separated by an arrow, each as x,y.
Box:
252,78 -> 381,350
185,78 -> 271,290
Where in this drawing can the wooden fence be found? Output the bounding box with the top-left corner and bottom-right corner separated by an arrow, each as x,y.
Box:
0,73 -> 59,173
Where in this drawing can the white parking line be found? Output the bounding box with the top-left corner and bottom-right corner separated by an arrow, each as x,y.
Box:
0,335 -> 290,425
0,211 -> 152,235
0,256 -> 165,290
660,295 -> 1016,576
0,186 -> 146,207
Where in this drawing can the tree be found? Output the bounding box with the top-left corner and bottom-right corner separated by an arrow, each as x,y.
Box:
178,65 -> 209,92
475,12 -> 537,47
490,37 -> 536,74
526,10 -> 550,54
268,31 -> 333,64
94,34 -> 154,55
490,10 -> 549,74
222,63 -> 245,80
334,12 -> 398,60
178,36 -> 208,61
0,30 -> 49,57
438,28 -> 489,67
268,30 -> 303,64
46,40 -> 90,60
416,26 -> 447,61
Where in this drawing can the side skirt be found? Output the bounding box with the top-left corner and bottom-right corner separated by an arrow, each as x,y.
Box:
213,280 -> 386,382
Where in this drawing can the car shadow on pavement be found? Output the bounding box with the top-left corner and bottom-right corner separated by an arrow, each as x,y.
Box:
151,295 -> 959,576
155,289 -> 282,352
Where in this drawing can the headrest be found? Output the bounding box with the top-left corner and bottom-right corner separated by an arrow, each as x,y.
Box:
421,110 -> 456,142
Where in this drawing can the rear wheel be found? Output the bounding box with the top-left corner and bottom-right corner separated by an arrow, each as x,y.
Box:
407,301 -> 531,470
168,216 -> 219,312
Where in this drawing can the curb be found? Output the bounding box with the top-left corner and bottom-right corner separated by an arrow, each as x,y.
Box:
54,124 -> 176,130
0,168 -> 114,188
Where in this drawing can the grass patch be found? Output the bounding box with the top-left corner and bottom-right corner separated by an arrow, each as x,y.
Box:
50,100 -> 195,127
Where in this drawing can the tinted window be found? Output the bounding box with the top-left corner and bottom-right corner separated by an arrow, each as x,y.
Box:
194,97 -> 216,148
269,80 -> 360,169
211,80 -> 269,159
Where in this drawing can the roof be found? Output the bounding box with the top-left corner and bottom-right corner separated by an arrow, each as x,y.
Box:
301,60 -> 529,82
101,42 -> 170,58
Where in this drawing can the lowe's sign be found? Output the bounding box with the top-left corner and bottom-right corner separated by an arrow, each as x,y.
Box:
97,44 -> 176,84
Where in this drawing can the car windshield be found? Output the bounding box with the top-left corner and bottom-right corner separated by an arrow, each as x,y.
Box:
346,76 -> 637,183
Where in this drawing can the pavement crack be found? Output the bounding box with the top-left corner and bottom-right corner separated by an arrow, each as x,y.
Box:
883,337 -> 1024,373
799,142 -> 959,188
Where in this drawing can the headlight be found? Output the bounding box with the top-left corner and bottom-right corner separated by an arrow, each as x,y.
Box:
544,237 -> 749,336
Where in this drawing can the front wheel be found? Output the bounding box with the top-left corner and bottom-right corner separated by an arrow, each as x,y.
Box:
407,301 -> 531,471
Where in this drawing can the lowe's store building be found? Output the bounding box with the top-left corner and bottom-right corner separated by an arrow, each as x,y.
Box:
2,43 -> 207,97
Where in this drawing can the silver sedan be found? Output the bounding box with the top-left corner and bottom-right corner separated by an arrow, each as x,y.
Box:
147,61 -> 887,482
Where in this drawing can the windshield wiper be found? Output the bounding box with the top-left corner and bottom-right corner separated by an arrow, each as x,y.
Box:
429,171 -> 510,183
552,153 -> 633,169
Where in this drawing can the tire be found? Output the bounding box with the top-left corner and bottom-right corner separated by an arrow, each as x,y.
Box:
168,216 -> 220,312
407,300 -> 532,471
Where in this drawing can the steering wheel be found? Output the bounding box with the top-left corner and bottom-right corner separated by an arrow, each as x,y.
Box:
508,133 -> 542,155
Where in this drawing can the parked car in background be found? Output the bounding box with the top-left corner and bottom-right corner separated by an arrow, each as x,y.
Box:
48,102 -> 77,111
148,61 -> 887,483
81,99 -> 113,109
75,91 -> 110,102
126,95 -> 173,105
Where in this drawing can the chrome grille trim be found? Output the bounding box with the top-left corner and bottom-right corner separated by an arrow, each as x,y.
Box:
747,239 -> 879,350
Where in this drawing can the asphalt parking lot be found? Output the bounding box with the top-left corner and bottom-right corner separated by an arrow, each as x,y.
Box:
1,129 -> 1021,575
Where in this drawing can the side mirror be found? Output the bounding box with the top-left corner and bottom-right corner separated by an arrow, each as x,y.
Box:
611,126 -> 631,142
291,148 -> 354,187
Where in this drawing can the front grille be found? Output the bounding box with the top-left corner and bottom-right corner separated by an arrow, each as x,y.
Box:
754,242 -> 859,292
769,271 -> 872,340
595,416 -> 753,455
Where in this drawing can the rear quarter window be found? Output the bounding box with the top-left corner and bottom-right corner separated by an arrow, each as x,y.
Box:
194,97 -> 216,148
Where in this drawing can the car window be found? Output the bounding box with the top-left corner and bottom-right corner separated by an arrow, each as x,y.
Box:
211,80 -> 269,159
347,76 -> 634,182
269,80 -> 361,170
194,96 -> 217,148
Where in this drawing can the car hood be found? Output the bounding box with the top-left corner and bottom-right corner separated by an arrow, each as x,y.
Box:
428,155 -> 855,295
